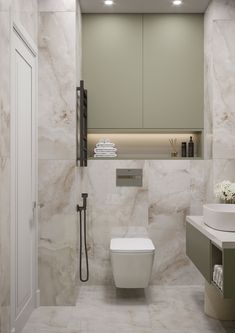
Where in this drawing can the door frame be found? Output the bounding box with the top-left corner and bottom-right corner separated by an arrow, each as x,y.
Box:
10,18 -> 39,333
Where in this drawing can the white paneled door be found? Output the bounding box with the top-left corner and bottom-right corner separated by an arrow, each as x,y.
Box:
11,23 -> 37,333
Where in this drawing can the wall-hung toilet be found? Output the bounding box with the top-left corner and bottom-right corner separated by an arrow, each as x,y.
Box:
110,238 -> 155,288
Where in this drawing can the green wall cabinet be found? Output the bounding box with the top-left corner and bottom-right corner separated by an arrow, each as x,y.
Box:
82,15 -> 142,129
143,15 -> 204,129
82,14 -> 204,131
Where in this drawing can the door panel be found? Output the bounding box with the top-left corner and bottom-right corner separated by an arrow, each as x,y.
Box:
83,14 -> 142,129
11,28 -> 37,333
16,51 -> 33,312
186,222 -> 211,282
143,15 -> 204,129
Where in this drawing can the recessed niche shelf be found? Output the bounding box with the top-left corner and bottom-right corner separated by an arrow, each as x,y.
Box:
88,130 -> 203,160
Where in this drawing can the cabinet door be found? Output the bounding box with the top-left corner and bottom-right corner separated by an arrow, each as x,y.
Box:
143,15 -> 204,129
82,14 -> 142,129
186,222 -> 211,282
223,249 -> 235,299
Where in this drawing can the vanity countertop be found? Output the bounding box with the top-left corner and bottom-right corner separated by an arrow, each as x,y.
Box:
186,216 -> 235,249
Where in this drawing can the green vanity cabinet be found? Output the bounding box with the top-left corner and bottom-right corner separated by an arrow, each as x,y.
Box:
143,15 -> 204,129
186,219 -> 235,299
186,222 -> 211,282
223,249 -> 235,298
82,14 -> 142,129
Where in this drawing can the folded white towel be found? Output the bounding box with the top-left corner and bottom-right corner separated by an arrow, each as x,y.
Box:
213,265 -> 223,291
94,147 -> 117,153
94,153 -> 117,158
98,138 -> 113,143
95,151 -> 117,155
213,265 -> 220,285
96,143 -> 115,148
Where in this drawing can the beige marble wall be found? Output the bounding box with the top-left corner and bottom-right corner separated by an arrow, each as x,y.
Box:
77,160 -> 212,286
0,4 -> 11,332
36,0 -> 235,306
0,0 -> 37,331
38,0 -> 80,306
12,0 -> 38,43
204,0 -> 235,193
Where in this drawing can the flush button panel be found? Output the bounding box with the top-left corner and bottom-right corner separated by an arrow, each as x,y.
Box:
116,169 -> 143,187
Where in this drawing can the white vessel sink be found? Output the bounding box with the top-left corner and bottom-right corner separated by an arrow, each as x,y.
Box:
203,204 -> 235,232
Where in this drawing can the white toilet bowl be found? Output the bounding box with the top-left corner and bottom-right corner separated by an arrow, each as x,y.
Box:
110,238 -> 155,288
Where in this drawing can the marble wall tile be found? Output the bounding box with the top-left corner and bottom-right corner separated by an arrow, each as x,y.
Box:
0,158 -> 11,333
148,160 -> 203,285
149,213 -> 203,286
204,7 -> 213,160
39,160 -> 76,217
76,0 -> 82,86
38,2 -> 81,306
39,0 -> 76,12
212,20 -> 235,158
82,160 -> 148,285
38,160 -> 78,305
39,244 -> 78,305
189,160 -> 212,214
205,0 -> 235,160
0,8 -> 11,333
0,2 -> 9,11
148,160 -> 191,216
12,0 -> 38,43
77,160 -> 208,286
213,159 -> 235,185
206,0 -> 235,20
0,12 -> 10,158
38,12 -> 76,160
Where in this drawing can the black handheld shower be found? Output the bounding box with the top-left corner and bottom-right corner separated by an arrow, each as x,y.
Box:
77,193 -> 89,282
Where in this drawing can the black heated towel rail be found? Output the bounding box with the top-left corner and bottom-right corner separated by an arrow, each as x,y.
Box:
76,80 -> 88,167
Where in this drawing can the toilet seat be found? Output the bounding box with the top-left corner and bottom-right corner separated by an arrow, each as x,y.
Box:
110,238 -> 155,253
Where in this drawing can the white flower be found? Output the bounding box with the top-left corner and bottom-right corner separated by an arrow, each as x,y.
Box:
229,183 -> 235,197
214,180 -> 232,200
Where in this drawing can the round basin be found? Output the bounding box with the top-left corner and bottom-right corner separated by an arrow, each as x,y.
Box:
203,204 -> 235,232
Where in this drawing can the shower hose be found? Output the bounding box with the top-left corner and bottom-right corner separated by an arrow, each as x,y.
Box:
78,194 -> 89,282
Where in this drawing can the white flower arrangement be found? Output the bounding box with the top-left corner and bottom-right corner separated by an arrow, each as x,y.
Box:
214,180 -> 235,202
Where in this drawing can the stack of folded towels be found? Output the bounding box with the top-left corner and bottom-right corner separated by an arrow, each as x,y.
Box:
94,138 -> 117,158
213,264 -> 223,291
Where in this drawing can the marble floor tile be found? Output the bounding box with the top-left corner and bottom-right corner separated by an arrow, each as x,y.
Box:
22,286 -> 235,333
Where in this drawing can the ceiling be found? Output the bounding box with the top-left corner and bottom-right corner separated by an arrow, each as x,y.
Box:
80,0 -> 211,14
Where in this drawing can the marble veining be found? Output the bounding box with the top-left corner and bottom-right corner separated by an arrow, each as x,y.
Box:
38,0 -> 235,307
204,0 -> 235,160
70,160 -> 209,287
0,5 -> 11,333
35,159 -> 212,296
12,0 -> 38,43
213,20 -> 235,158
0,158 -> 10,333
38,160 -> 78,305
213,159 -> 235,194
206,0 -> 235,20
39,0 -> 76,12
38,0 -> 79,306
22,285 -> 235,333
38,11 -> 76,159
0,12 -> 10,158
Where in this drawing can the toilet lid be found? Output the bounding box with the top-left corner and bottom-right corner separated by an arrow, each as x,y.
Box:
110,238 -> 155,253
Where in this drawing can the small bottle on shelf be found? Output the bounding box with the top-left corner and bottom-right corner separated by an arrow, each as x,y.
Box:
181,142 -> 187,158
188,136 -> 194,158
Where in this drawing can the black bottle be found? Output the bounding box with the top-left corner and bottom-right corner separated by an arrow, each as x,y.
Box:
181,142 -> 187,158
188,136 -> 194,158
